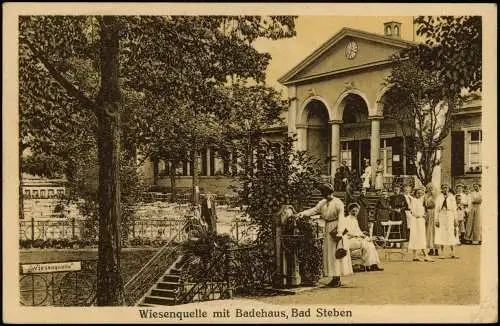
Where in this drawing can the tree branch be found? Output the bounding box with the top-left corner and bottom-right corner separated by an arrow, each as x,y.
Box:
21,37 -> 98,115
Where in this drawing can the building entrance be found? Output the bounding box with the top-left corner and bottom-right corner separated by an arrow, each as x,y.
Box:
340,139 -> 370,177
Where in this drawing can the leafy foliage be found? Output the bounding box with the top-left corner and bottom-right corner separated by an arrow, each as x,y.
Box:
237,136 -> 323,283
403,16 -> 481,93
384,59 -> 464,185
18,15 -> 297,305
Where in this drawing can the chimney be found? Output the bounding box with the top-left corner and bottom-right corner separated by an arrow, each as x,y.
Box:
383,21 -> 401,38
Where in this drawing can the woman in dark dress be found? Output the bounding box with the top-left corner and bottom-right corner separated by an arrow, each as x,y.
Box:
333,168 -> 343,191
374,189 -> 392,237
356,187 -> 371,234
389,185 -> 409,240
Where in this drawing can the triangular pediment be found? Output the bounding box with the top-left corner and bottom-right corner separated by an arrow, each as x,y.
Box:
278,28 -> 415,85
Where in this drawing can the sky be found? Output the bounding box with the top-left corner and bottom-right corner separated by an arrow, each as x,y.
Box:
253,16 -> 417,95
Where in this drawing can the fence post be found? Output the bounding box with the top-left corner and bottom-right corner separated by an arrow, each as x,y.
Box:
132,221 -> 135,238
224,242 -> 236,299
72,218 -> 76,238
31,218 -> 35,241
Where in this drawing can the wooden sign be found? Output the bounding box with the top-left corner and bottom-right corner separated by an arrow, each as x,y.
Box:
21,261 -> 82,274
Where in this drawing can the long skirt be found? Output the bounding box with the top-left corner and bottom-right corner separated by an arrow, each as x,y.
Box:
435,210 -> 459,246
391,210 -> 409,240
408,216 -> 427,249
348,237 -> 381,266
324,221 -> 353,277
425,209 -> 436,249
375,174 -> 384,190
465,204 -> 481,242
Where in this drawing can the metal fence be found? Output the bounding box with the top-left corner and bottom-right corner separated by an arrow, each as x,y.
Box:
19,260 -> 97,306
19,218 -> 86,241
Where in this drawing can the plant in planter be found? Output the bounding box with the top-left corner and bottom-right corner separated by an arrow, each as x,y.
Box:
282,215 -> 323,286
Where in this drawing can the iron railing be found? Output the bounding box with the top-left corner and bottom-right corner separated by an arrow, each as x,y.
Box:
19,260 -> 97,306
123,223 -> 187,306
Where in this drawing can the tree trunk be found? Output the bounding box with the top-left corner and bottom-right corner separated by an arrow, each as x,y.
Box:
95,16 -> 124,306
192,150 -> 200,205
169,160 -> 177,201
152,157 -> 159,185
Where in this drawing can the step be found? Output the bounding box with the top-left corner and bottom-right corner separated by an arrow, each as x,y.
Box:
150,288 -> 178,298
138,303 -> 158,307
169,268 -> 182,275
163,274 -> 180,283
144,295 -> 176,306
157,281 -> 179,290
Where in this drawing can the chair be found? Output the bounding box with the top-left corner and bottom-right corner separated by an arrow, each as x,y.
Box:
380,220 -> 407,261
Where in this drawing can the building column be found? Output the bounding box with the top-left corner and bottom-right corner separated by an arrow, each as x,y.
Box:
329,120 -> 342,178
369,116 -> 383,186
296,124 -> 308,151
287,86 -> 298,148
206,148 -> 211,176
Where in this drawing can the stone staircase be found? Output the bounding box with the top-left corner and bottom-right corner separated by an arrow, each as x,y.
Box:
138,254 -> 188,307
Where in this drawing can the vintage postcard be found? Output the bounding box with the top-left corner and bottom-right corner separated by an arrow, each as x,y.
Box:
3,2 -> 497,324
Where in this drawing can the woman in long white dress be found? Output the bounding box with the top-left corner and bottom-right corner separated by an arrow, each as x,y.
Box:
374,160 -> 384,190
361,160 -> 372,190
434,184 -> 460,258
409,187 -> 433,262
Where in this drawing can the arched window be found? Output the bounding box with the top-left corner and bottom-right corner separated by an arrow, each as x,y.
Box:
394,25 -> 399,36
386,26 -> 392,36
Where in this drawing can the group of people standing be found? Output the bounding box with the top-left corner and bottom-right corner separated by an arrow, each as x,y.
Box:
296,179 -> 482,288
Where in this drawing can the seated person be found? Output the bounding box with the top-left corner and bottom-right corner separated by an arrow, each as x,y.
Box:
345,203 -> 384,272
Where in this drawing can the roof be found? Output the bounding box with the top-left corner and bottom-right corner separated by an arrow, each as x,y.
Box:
278,27 -> 416,85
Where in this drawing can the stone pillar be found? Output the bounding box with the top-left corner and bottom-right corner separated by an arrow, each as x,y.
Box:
288,86 -> 298,140
206,148 -> 211,176
369,116 -> 383,186
296,124 -> 308,151
329,120 -> 342,178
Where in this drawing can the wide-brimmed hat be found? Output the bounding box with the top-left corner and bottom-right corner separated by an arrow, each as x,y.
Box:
317,182 -> 334,196
455,183 -> 465,189
473,183 -> 481,187
440,183 -> 450,189
347,202 -> 360,212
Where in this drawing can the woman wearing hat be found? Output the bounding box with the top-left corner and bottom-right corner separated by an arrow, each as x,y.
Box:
434,184 -> 460,258
464,183 -> 482,244
344,202 -> 384,271
297,182 -> 352,287
409,187 -> 433,262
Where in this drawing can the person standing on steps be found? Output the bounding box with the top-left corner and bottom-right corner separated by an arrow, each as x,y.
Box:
374,160 -> 385,191
297,182 -> 352,288
356,187 -> 371,234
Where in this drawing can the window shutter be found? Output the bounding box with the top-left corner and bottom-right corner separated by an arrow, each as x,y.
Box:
451,131 -> 465,176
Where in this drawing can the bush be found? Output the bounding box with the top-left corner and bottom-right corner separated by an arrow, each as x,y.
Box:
19,239 -> 33,249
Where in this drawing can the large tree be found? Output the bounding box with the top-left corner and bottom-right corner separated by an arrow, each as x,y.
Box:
383,58 -> 464,185
19,15 -> 296,305
405,16 -> 481,93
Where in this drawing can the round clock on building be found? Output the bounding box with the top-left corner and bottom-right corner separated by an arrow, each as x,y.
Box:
345,40 -> 358,59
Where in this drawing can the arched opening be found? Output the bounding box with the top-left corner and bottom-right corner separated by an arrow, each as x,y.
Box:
339,94 -> 370,177
303,100 -> 331,175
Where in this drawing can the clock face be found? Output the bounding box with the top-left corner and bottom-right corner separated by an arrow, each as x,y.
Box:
345,40 -> 358,59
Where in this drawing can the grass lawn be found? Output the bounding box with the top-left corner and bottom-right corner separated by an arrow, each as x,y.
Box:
20,248 -> 157,283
